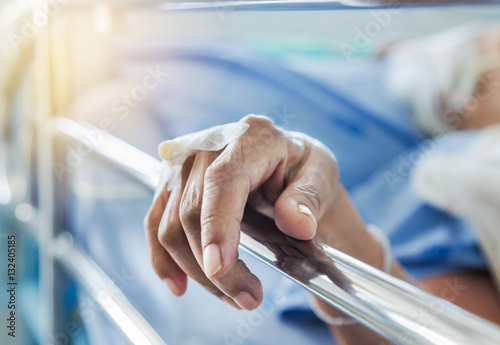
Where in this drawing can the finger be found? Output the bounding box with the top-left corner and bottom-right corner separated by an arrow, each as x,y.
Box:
144,182 -> 186,295
179,150 -> 219,262
274,141 -> 339,240
159,156 -> 241,307
200,115 -> 287,281
180,151 -> 263,310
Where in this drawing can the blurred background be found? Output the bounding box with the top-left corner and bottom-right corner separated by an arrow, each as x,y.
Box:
1,1 -> 500,344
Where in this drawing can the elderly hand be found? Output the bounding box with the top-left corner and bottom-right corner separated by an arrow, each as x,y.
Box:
144,115 -> 381,311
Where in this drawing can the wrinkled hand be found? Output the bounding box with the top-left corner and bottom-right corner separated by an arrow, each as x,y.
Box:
144,115 -> 368,311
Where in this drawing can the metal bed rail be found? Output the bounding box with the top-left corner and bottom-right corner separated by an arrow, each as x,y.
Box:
53,0 -> 500,11
10,203 -> 169,345
52,116 -> 500,345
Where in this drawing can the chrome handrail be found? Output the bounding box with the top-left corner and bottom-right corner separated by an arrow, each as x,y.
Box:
11,202 -> 169,345
53,0 -> 500,11
151,0 -> 499,12
55,116 -> 500,345
54,232 -> 169,345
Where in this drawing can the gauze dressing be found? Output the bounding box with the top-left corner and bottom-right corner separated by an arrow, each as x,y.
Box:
412,124 -> 500,294
386,23 -> 499,135
154,122 -> 250,200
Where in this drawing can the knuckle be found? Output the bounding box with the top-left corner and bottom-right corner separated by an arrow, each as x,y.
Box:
240,116 -> 285,156
158,223 -> 184,250
179,200 -> 202,229
241,114 -> 274,127
242,115 -> 280,140
205,160 -> 241,187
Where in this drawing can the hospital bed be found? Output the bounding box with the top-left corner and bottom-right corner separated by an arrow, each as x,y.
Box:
2,0 -> 500,344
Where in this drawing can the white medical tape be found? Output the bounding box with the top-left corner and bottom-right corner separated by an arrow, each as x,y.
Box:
154,121 -> 250,200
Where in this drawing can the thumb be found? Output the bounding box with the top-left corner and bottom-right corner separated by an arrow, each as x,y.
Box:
273,159 -> 338,241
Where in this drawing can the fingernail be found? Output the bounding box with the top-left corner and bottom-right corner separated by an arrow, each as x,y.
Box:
163,278 -> 180,296
220,295 -> 242,310
234,292 -> 259,311
297,204 -> 317,230
203,244 -> 222,277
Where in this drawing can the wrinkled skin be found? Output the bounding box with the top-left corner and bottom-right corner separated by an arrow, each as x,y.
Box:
143,115 -> 377,311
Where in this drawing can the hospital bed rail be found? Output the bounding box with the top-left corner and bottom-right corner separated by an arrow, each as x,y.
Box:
11,203 -> 169,345
64,0 -> 500,12
51,116 -> 500,345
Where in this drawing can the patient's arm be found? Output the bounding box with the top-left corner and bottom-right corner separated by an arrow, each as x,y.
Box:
143,115 -> 500,344
383,24 -> 500,133
144,114 -> 383,311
